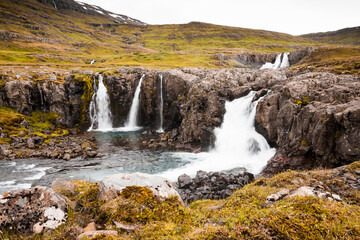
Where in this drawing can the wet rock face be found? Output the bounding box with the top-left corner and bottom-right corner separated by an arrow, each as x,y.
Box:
256,72 -> 360,174
0,79 -> 85,127
0,187 -> 68,235
176,169 -> 255,204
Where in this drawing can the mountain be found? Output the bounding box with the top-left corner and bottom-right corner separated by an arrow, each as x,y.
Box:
301,26 -> 360,46
0,0 -> 319,68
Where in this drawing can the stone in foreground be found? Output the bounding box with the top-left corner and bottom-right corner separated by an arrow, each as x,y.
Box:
98,172 -> 181,201
0,187 -> 68,234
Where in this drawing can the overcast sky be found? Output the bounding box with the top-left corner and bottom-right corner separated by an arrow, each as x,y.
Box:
78,0 -> 359,35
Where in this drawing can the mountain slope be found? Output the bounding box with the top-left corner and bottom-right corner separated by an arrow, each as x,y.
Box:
0,0 -> 320,68
301,26 -> 360,46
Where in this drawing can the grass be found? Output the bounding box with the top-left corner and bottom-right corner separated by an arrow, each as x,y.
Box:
0,0 -> 321,69
293,46 -> 360,76
3,163 -> 360,239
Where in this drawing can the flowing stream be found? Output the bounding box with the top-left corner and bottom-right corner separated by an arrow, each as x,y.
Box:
160,91 -> 275,180
0,91 -> 276,193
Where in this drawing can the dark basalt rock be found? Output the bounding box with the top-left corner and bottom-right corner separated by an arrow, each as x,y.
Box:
176,169 -> 254,204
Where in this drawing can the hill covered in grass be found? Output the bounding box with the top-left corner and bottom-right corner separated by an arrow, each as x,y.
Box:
0,0 -> 321,69
301,26 -> 360,46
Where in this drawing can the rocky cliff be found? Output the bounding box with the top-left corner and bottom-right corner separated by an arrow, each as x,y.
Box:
1,67 -> 359,172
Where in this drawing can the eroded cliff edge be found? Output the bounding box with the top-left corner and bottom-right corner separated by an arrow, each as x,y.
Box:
0,67 -> 359,174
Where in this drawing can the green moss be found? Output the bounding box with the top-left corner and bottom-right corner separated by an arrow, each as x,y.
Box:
80,75 -> 94,122
346,161 -> 360,172
73,181 -> 103,218
25,111 -> 59,130
300,140 -> 309,147
100,186 -> 186,225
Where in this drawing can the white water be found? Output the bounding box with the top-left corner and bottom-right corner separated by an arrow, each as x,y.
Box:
124,74 -> 144,131
52,0 -> 57,9
88,74 -> 113,131
90,59 -> 95,65
280,52 -> 290,68
157,74 -> 164,133
261,53 -> 290,70
160,91 -> 276,181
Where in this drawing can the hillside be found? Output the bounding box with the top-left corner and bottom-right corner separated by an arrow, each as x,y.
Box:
301,26 -> 360,46
0,0 -> 319,69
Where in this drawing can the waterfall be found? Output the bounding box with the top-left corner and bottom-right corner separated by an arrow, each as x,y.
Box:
280,52 -> 290,68
88,74 -> 112,131
124,74 -> 144,130
90,59 -> 95,65
260,53 -> 290,70
160,91 -> 276,180
52,0 -> 57,9
157,74 -> 164,133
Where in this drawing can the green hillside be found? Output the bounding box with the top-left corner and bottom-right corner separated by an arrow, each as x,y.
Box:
0,0 -> 319,69
301,26 -> 360,46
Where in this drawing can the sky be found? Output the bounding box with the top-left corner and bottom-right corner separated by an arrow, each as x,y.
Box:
78,0 -> 360,35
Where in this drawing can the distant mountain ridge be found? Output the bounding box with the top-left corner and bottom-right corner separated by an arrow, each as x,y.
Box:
301,26 -> 360,46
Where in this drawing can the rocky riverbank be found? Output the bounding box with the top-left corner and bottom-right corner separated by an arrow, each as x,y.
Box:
1,161 -> 360,239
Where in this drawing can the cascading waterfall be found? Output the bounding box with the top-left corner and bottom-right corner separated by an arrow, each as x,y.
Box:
280,52 -> 290,68
260,53 -> 290,70
161,91 -> 276,180
157,74 -> 164,133
52,0 -> 57,9
88,74 -> 112,131
124,74 -> 145,130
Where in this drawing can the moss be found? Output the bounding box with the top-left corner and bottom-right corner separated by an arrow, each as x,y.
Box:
73,181 -> 103,218
5,164 -> 360,239
80,75 -> 94,122
346,161 -> 360,172
294,97 -> 311,106
25,111 -> 59,130
300,140 -> 309,147
100,186 -> 186,224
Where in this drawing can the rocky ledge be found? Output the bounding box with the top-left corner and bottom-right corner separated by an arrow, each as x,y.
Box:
1,67 -> 359,173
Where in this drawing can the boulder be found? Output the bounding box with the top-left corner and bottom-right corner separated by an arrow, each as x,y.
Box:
51,178 -> 76,195
177,170 -> 255,203
0,187 -> 68,234
98,172 -> 181,202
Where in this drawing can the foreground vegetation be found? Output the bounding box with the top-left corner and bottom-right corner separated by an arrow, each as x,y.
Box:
2,161 -> 360,239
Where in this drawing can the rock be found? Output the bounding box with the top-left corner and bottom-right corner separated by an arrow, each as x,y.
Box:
76,230 -> 118,240
98,172 -> 181,202
20,119 -> 29,128
63,153 -> 71,160
266,189 -> 290,204
83,222 -> 96,232
51,178 -> 76,195
114,221 -> 140,232
177,170 -> 254,203
178,174 -> 192,188
258,72 -> 360,174
0,187 -> 68,234
26,137 -> 35,149
86,150 -> 98,158
32,222 -> 44,234
289,186 -> 316,198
